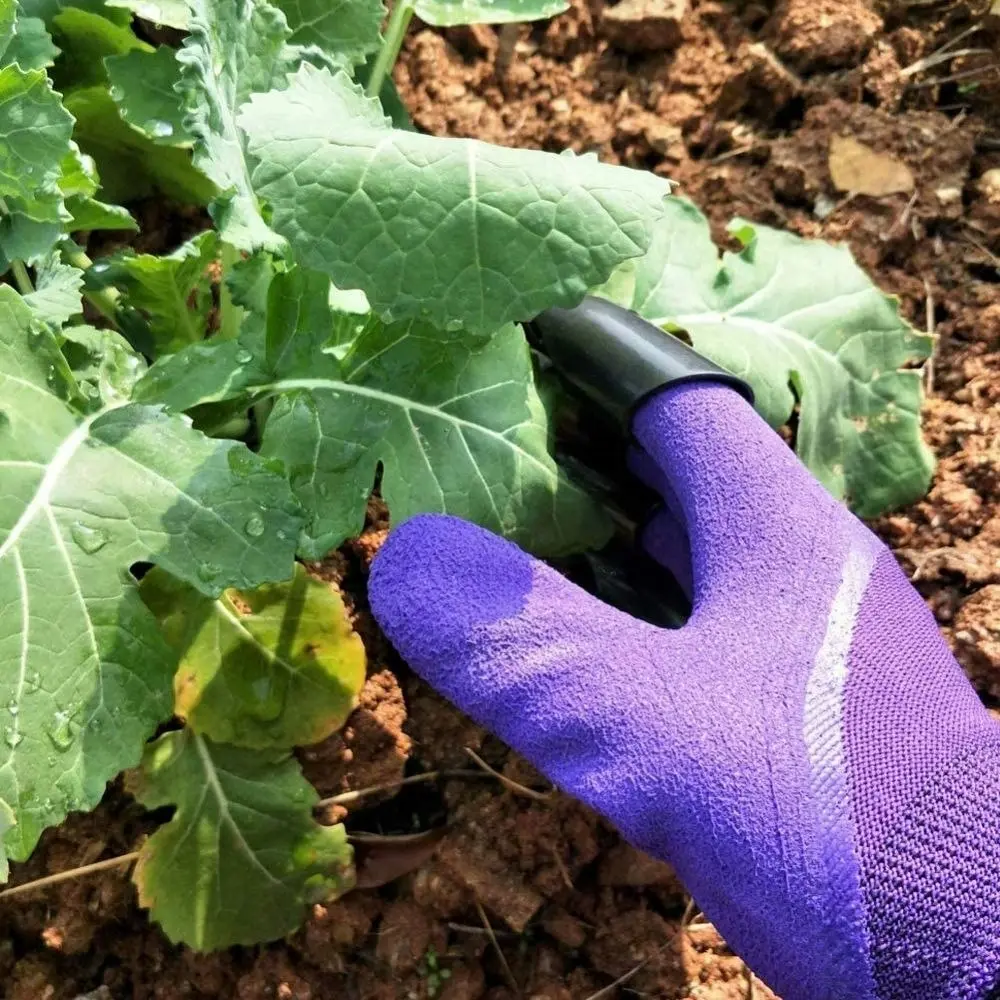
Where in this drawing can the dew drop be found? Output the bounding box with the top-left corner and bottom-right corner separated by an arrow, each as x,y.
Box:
244,513 -> 265,538
71,522 -> 110,555
235,348 -> 254,363
7,700 -> 18,716
47,756 -> 57,769
82,382 -> 100,399
88,717 -> 102,733
47,711 -> 76,751
148,118 -> 174,138
317,482 -> 330,498
4,728 -> 22,748
25,671 -> 41,694
197,562 -> 221,583
42,797 -> 53,810
276,529 -> 287,541
89,260 -> 110,276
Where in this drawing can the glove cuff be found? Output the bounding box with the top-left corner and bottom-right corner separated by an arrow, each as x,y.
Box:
862,737 -> 1000,999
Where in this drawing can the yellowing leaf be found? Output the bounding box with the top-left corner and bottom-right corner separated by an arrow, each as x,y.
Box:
828,135 -> 914,197
140,563 -> 366,749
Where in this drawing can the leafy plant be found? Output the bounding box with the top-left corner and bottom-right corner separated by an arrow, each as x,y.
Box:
0,0 -> 933,951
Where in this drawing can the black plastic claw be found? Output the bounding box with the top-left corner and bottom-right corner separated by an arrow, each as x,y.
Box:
526,296 -> 754,430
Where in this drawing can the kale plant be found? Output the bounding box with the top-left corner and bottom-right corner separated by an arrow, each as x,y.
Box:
0,0 -> 932,948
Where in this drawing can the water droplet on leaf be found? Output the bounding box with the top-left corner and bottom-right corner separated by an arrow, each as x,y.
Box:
317,483 -> 330,498
4,728 -> 22,748
71,522 -> 109,554
25,671 -> 41,693
197,562 -> 221,583
7,700 -> 18,716
148,118 -> 174,138
47,711 -> 76,751
235,348 -> 253,363
244,514 -> 265,538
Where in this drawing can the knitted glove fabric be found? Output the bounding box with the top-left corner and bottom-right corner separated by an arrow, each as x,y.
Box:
368,382 -> 1000,1000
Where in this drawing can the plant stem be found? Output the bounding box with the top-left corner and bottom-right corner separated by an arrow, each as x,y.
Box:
64,244 -> 122,329
10,260 -> 33,295
218,241 -> 242,340
365,0 -> 414,99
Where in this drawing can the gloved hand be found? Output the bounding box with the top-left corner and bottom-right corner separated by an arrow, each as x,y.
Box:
368,380 -> 1000,1000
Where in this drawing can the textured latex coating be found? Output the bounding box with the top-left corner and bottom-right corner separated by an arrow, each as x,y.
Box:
368,383 -> 1000,999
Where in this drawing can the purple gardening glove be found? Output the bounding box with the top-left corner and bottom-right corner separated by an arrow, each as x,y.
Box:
368,382 -> 1000,1000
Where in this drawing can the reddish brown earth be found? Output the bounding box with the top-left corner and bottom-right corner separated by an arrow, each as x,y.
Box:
4,0 -> 1000,997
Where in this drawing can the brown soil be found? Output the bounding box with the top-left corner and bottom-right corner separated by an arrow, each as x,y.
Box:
5,1 -> 1000,997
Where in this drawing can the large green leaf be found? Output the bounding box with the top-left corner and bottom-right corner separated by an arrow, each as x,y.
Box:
134,729 -> 353,950
415,0 -> 567,27
273,0 -> 384,64
0,287 -> 303,861
57,142 -> 137,234
601,199 -> 934,516
65,85 -> 215,205
0,64 -> 72,222
239,64 -> 669,334
49,6 -> 147,90
177,0 -> 290,252
140,563 -> 366,749
137,269 -> 610,557
89,231 -> 219,353
106,46 -> 191,147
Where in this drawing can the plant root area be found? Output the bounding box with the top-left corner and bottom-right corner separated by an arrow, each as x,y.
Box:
5,1 -> 1000,997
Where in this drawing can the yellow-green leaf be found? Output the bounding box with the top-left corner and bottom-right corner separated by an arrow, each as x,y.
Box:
140,563 -> 366,749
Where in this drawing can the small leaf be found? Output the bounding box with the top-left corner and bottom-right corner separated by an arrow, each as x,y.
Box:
22,251 -> 83,327
239,64 -> 670,334
0,286 -> 303,860
134,729 -> 353,950
105,0 -> 189,29
0,64 -> 73,222
140,563 -> 366,749
273,0 -> 384,64
177,0 -> 291,252
1,10 -> 59,70
60,325 -> 147,406
414,0 -> 567,26
106,47 -> 190,147
89,230 -> 219,353
601,198 -> 934,516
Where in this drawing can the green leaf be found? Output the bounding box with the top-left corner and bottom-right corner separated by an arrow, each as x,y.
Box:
65,86 -> 215,205
61,325 -> 148,406
177,0 -> 291,252
105,0 -> 190,29
22,251 -> 82,326
239,65 -> 669,334
19,0 -> 130,26
0,64 -> 73,222
140,563 -> 366,749
49,7 -> 147,90
603,199 -> 935,516
137,269 -> 611,557
1,10 -> 59,70
134,729 -> 353,949
90,230 -> 219,353
414,0 -> 567,26
0,286 -> 303,860
273,0 -> 384,64
106,46 -> 190,147
66,194 -> 137,232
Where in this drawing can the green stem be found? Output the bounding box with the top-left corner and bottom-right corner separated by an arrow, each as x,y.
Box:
64,245 -> 122,329
365,0 -> 414,99
218,242 -> 242,340
11,260 -> 33,295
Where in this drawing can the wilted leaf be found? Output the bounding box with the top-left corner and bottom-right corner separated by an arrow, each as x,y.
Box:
600,198 -> 934,516
140,563 -> 366,749
239,64 -> 669,334
828,135 -> 914,197
134,729 -> 353,949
